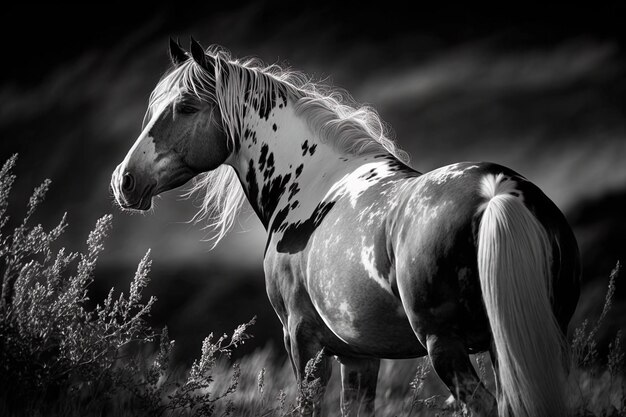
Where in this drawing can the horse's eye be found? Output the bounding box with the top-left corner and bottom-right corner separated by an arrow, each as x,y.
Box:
177,104 -> 198,114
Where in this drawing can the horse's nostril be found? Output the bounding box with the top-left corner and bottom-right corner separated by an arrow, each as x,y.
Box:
121,173 -> 135,193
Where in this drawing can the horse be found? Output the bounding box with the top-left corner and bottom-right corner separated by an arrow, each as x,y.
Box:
111,39 -> 581,417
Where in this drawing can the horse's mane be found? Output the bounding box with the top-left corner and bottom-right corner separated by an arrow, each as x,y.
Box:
146,45 -> 409,246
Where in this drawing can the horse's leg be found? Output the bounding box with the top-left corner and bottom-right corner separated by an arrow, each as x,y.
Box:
288,321 -> 333,417
426,334 -> 497,417
283,327 -> 297,375
336,356 -> 380,417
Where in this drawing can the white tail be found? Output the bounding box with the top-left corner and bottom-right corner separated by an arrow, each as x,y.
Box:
477,173 -> 568,417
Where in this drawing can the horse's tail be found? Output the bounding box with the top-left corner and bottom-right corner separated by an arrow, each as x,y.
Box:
477,173 -> 568,417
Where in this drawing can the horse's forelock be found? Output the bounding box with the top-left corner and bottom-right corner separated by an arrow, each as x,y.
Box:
144,54 -> 245,247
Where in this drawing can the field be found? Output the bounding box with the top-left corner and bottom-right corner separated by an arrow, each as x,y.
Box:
0,156 -> 624,417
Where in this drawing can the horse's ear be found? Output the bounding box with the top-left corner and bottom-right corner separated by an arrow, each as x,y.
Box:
169,37 -> 188,66
190,36 -> 215,73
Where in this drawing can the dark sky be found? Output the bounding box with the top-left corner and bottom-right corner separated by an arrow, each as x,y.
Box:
1,2 -> 625,360
2,3 -> 625,84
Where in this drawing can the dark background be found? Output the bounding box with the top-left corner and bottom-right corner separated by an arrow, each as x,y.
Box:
1,2 -> 625,364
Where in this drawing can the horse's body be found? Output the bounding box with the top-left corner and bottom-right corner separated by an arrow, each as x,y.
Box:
111,40 -> 581,417
267,159 -> 579,359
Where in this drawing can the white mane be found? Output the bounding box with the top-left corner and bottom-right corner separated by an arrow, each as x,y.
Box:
147,45 -> 409,246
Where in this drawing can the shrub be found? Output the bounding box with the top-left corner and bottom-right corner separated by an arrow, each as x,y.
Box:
0,154 -> 158,415
0,155 -> 251,416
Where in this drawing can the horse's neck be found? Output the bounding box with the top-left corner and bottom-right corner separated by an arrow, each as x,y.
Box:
227,97 -> 370,228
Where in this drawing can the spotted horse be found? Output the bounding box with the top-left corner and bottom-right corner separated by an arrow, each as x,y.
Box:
111,39 -> 581,417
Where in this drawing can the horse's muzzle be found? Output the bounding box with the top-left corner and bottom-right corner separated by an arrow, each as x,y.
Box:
111,165 -> 154,211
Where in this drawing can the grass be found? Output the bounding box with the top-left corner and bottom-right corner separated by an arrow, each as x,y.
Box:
0,153 -> 623,416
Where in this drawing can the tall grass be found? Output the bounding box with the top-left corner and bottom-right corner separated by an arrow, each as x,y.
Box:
0,155 -> 249,416
0,153 -> 623,416
570,262 -> 625,416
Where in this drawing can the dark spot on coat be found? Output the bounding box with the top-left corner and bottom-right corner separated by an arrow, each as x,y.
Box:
288,182 -> 300,201
272,123 -> 277,132
246,159 -> 259,206
264,204 -> 291,254
260,173 -> 291,222
274,200 -> 336,254
259,144 -> 269,171
264,153 -> 276,180
295,164 -> 304,177
364,168 -> 378,181
271,205 -> 290,233
301,140 -> 309,156
384,156 -> 415,173
243,127 -> 257,145
309,144 -> 317,155
264,166 -> 275,181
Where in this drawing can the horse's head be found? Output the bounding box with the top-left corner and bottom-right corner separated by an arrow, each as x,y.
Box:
111,39 -> 229,211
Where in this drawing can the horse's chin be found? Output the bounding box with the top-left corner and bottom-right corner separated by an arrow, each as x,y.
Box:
118,197 -> 152,212
123,199 -> 152,211
117,186 -> 154,211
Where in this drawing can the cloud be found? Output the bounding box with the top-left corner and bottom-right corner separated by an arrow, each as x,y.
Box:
358,39 -> 619,106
